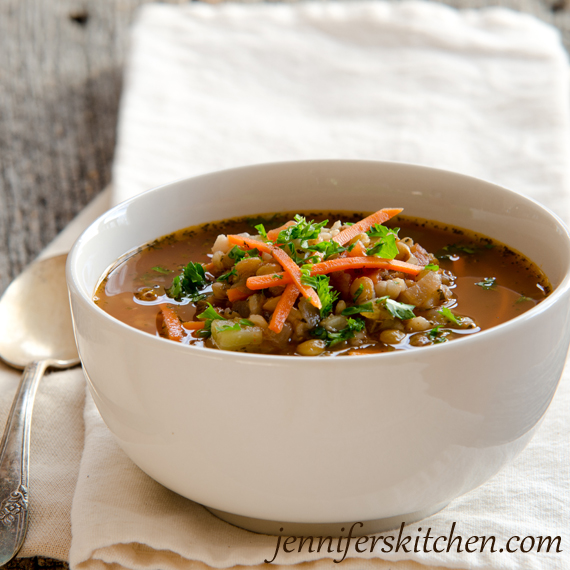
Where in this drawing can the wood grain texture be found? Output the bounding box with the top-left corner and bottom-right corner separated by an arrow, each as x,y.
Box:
0,0 -> 569,567
0,0 -> 164,296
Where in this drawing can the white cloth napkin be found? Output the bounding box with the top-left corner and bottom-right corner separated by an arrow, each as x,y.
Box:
62,1 -> 570,569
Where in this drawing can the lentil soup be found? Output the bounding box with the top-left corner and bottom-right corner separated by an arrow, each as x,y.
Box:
94,210 -> 551,356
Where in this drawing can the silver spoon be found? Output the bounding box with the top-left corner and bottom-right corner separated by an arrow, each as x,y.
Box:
0,254 -> 79,565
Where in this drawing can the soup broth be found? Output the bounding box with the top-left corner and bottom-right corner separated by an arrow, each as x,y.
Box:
94,211 -> 550,356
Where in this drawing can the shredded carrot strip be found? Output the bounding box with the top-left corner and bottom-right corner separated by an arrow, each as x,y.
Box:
269,284 -> 299,333
227,235 -> 273,254
267,220 -> 296,242
203,262 -> 215,273
227,286 -> 253,303
269,246 -> 321,309
182,321 -> 206,330
160,304 -> 185,342
246,257 -> 422,290
333,208 -> 403,246
227,235 -> 321,309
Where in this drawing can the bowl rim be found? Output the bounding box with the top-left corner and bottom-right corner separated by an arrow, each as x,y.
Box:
67,158 -> 570,364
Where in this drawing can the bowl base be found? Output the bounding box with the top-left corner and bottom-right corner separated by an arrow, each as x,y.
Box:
206,501 -> 450,537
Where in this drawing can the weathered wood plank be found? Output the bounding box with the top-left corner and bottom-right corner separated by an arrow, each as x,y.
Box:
0,0 -> 159,295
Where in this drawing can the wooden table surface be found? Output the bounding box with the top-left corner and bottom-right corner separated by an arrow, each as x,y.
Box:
1,0 -> 569,568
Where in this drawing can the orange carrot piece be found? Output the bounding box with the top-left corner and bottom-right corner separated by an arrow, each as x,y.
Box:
246,257 -> 422,290
246,273 -> 291,290
348,241 -> 367,257
227,235 -> 273,254
269,284 -> 300,333
267,220 -> 296,242
269,246 -> 321,309
313,256 -> 422,275
333,208 -> 403,246
227,235 -> 321,309
203,262 -> 215,273
227,286 -> 254,303
160,304 -> 185,342
182,321 -> 206,330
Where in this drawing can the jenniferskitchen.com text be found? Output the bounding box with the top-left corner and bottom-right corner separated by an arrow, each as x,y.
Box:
264,522 -> 563,563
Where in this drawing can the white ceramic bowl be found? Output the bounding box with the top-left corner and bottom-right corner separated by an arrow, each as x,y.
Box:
67,160 -> 570,535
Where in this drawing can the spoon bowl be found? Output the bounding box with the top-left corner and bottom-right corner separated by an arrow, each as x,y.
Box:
0,254 -> 79,565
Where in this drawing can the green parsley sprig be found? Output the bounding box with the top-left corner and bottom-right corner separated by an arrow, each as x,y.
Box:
218,267 -> 237,282
196,303 -> 226,337
311,317 -> 365,347
366,225 -> 400,260
428,326 -> 448,343
342,302 -> 375,316
166,261 -> 208,301
438,306 -> 460,325
276,215 -> 328,246
301,269 -> 339,317
227,246 -> 247,261
377,296 -> 416,320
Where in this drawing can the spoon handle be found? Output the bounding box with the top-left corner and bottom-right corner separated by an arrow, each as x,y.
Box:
0,360 -> 48,565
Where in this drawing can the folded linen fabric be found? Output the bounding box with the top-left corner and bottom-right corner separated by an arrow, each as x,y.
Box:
69,2 -> 570,570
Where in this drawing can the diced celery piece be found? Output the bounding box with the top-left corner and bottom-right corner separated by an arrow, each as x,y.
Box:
211,320 -> 263,351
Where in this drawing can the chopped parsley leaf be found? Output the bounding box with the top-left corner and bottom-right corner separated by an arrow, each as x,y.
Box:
352,284 -> 364,303
311,317 -> 365,347
428,326 -> 448,343
276,215 -> 328,246
166,276 -> 182,298
281,242 -> 304,264
475,277 -> 497,290
424,263 -> 439,272
300,265 -> 315,286
166,261 -> 208,300
255,224 -> 269,240
437,243 -> 477,260
438,306 -> 460,325
435,252 -> 459,261
305,240 -> 346,260
342,302 -> 374,316
366,224 -> 399,239
316,276 -> 339,318
151,266 -> 171,274
301,270 -> 338,317
515,295 -> 533,305
228,246 -> 246,261
377,296 -> 416,320
445,243 -> 476,254
197,303 -> 226,322
196,303 -> 226,337
218,267 -> 237,282
367,232 -> 399,259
